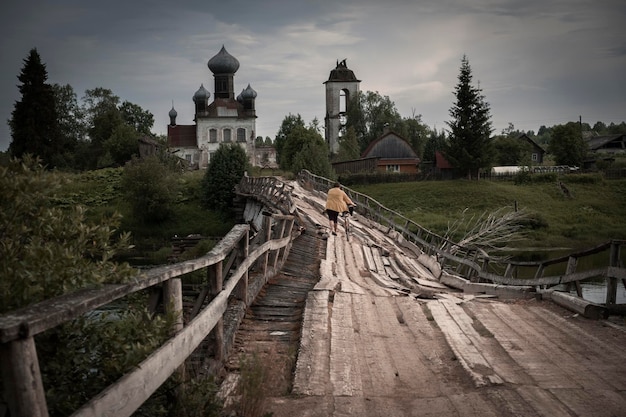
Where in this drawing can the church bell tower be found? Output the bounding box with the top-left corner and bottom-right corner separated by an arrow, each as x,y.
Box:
324,59 -> 360,154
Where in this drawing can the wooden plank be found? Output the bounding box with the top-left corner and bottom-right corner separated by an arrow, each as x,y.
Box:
329,292 -> 362,396
370,247 -> 387,273
292,290 -> 330,395
428,301 -> 502,387
361,246 -> 377,272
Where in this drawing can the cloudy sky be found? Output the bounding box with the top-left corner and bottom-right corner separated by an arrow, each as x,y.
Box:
1,0 -> 625,152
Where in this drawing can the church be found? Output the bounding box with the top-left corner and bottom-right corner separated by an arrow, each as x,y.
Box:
167,46 -> 257,169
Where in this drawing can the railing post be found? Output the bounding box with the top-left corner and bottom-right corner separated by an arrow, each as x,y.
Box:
565,256 -> 582,297
208,260 -> 224,361
262,214 -> 272,279
607,241 -> 620,305
0,337 -> 49,417
237,229 -> 250,304
163,277 -> 185,387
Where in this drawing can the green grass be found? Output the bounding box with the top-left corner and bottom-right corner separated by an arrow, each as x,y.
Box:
56,168 -> 234,264
353,175 -> 626,251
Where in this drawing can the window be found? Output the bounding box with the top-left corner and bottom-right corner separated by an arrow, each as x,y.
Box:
185,154 -> 192,162
209,129 -> 217,143
223,129 -> 231,142
386,164 -> 400,173
532,153 -> 538,161
237,128 -> 246,142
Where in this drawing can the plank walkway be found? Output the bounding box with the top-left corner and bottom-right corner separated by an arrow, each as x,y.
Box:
223,180 -> 626,416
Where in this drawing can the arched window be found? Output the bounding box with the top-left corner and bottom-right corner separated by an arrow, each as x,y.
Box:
209,129 -> 217,143
223,129 -> 232,142
237,128 -> 246,142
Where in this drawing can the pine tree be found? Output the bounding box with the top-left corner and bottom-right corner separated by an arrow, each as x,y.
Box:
8,48 -> 64,168
444,55 -> 494,179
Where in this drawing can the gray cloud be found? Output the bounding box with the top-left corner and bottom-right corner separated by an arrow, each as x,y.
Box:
1,0 -> 625,151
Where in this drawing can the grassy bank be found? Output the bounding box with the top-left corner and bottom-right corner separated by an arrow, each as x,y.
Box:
56,168 -> 234,263
56,168 -> 626,260
352,175 -> 626,252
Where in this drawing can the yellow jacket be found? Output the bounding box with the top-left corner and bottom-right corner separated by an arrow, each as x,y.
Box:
325,186 -> 354,213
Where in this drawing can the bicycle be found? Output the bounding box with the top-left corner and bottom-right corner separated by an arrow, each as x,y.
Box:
340,204 -> 355,241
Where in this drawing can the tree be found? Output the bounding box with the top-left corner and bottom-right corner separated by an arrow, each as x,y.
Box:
344,91 -> 403,152
443,55 -> 494,179
280,124 -> 332,176
398,113 -> 430,159
201,143 -> 249,212
105,123 -> 140,166
548,122 -> 587,166
493,136 -> 532,166
119,100 -> 154,135
274,113 -> 305,166
423,128 -> 447,162
122,155 -> 179,223
291,139 -> 334,178
335,126 -> 360,162
51,83 -> 87,167
8,49 -> 64,168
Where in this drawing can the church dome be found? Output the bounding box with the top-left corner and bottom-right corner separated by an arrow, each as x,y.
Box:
236,90 -> 244,103
208,45 -> 240,74
168,105 -> 178,118
241,83 -> 257,99
193,84 -> 210,102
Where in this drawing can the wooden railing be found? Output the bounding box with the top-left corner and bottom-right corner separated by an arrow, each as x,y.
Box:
0,178 -> 298,417
297,170 -> 626,305
235,174 -> 295,214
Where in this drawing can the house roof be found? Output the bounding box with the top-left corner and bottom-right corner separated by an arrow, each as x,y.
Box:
585,134 -> 626,150
518,133 -> 545,153
362,130 -> 419,160
167,125 -> 197,147
435,151 -> 453,169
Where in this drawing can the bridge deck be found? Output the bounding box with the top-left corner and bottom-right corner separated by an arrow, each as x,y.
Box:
223,180 -> 626,416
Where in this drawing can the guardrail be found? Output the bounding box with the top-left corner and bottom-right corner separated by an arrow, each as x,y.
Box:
297,170 -> 626,306
0,207 -> 297,417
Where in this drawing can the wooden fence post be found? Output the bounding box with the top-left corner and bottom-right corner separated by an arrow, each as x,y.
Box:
237,230 -> 249,303
607,241 -> 620,305
0,337 -> 49,417
208,260 -> 224,361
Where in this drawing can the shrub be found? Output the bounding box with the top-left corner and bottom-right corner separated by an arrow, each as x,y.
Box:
122,155 -> 180,223
201,143 -> 249,212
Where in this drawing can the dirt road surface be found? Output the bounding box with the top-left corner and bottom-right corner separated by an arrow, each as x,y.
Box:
223,181 -> 626,417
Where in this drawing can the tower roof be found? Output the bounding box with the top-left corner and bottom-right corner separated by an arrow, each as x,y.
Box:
193,84 -> 210,101
208,45 -> 240,74
327,58 -> 359,82
241,83 -> 257,99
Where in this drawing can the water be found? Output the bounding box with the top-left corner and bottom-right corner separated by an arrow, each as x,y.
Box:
555,281 -> 626,305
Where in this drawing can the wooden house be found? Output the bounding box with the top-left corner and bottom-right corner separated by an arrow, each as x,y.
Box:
585,134 -> 626,154
518,133 -> 546,164
360,129 -> 420,173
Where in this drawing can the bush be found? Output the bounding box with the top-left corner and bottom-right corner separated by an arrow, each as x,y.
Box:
122,155 -> 180,223
0,155 -> 136,312
201,144 -> 249,212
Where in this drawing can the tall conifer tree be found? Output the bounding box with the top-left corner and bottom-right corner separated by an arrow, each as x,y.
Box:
9,48 -> 63,167
444,55 -> 494,179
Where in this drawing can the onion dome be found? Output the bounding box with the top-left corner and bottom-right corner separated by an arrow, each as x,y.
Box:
193,84 -> 210,102
168,105 -> 178,119
236,89 -> 244,103
241,83 -> 257,99
208,45 -> 240,74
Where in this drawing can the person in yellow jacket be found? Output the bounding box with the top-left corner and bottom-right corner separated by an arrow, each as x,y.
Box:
325,182 -> 355,235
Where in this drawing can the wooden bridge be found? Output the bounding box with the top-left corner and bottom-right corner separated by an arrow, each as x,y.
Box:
1,171 -> 625,417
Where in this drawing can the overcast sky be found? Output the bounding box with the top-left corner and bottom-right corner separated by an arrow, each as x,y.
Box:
1,0 -> 625,152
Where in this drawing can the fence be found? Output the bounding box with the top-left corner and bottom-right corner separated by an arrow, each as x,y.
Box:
0,176 -> 297,417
